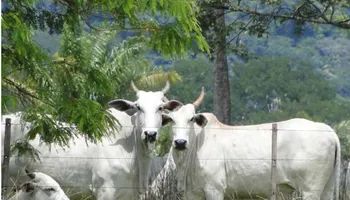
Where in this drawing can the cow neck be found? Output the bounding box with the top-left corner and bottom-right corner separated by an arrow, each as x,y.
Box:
172,125 -> 199,193
190,126 -> 205,187
133,112 -> 153,194
113,117 -> 135,153
133,113 -> 152,156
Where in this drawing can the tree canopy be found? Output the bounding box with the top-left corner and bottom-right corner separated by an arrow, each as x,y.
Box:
2,0 -> 208,145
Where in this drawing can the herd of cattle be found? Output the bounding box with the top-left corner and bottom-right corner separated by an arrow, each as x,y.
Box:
1,82 -> 347,200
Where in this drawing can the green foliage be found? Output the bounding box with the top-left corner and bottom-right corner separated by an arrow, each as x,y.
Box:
2,0 -> 208,147
336,121 -> 350,160
3,25 -> 144,144
246,32 -> 350,97
167,55 -> 350,126
156,125 -> 172,156
136,70 -> 182,90
231,57 -> 350,125
67,193 -> 93,200
31,0 -> 209,55
11,140 -> 41,161
167,55 -> 214,112
197,0 -> 350,55
119,64 -> 183,100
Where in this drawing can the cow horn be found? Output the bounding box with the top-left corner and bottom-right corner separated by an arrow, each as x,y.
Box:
162,96 -> 169,102
193,87 -> 205,108
162,81 -> 170,94
131,81 -> 139,93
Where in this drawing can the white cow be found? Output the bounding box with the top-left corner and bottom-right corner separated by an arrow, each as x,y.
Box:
8,170 -> 69,200
161,93 -> 341,200
2,81 -> 182,199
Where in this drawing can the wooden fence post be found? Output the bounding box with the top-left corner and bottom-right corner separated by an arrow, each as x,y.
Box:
271,123 -> 278,200
2,118 -> 12,198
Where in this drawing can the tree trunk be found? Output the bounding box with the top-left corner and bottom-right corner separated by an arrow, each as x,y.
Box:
213,6 -> 231,124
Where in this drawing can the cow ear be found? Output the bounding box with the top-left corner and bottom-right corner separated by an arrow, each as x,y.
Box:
162,114 -> 173,126
162,100 -> 183,111
108,99 -> 137,116
194,114 -> 207,127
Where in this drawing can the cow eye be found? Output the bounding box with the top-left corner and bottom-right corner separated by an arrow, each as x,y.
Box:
44,187 -> 56,192
136,105 -> 141,110
158,106 -> 163,111
189,117 -> 194,122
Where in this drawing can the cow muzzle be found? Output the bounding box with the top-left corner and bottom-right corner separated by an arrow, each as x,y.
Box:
174,139 -> 187,150
144,131 -> 157,143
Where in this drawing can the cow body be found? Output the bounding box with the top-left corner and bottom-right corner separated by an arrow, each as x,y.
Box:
3,110 -> 136,199
163,104 -> 340,200
2,83 -> 181,200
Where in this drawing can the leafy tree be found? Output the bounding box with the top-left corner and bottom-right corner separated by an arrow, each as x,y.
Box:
196,0 -> 350,124
2,0 -> 208,145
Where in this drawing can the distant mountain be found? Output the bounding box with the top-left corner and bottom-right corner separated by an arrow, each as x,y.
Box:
243,22 -> 350,98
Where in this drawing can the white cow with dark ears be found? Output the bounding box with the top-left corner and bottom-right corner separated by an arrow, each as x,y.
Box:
3,81 -> 182,200
161,88 -> 340,200
94,81 -> 182,199
8,170 -> 69,200
144,88 -> 204,199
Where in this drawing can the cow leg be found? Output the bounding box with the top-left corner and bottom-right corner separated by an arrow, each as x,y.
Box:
320,189 -> 334,200
138,156 -> 151,194
92,173 -> 116,200
301,191 -> 322,200
204,187 -> 224,200
95,182 -> 116,200
299,175 -> 327,200
298,167 -> 331,200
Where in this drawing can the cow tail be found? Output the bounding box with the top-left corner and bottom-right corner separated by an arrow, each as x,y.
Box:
334,138 -> 341,200
323,135 -> 341,200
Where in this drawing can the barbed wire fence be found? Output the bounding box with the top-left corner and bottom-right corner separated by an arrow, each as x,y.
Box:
2,118 -> 350,200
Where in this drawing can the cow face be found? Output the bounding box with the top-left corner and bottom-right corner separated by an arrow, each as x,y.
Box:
9,171 -> 68,200
108,82 -> 182,150
163,104 -> 207,151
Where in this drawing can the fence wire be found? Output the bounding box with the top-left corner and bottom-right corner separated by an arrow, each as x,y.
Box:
7,156 -> 336,161
2,122 -> 347,132
2,119 -> 349,200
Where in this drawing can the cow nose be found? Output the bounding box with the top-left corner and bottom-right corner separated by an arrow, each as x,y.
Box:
144,131 -> 157,143
174,139 -> 187,150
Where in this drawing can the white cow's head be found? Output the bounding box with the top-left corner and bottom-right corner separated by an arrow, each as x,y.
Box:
9,170 -> 69,200
162,88 -> 207,151
108,81 -> 182,149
